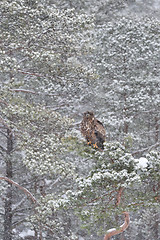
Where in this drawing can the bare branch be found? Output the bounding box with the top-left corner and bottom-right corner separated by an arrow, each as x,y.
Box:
0,99 -> 8,106
9,88 -> 37,94
17,69 -> 44,78
9,88 -> 59,97
132,142 -> 160,155
104,212 -> 130,240
0,145 -> 7,153
0,129 -> 7,137
0,176 -> 37,204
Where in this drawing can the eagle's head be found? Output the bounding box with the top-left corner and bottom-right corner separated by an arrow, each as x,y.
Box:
83,111 -> 94,121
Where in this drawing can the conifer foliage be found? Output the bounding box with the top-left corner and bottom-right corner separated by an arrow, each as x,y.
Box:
0,0 -> 160,239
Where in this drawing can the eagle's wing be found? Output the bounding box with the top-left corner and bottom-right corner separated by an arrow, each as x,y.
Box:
81,119 -> 93,140
95,119 -> 106,141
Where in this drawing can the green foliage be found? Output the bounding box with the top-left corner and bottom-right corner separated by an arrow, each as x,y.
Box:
1,90 -> 74,177
139,151 -> 160,201
30,142 -> 140,234
32,142 -> 159,235
98,16 -> 160,80
93,15 -> 160,151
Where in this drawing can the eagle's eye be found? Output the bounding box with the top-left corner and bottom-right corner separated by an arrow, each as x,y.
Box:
86,113 -> 91,118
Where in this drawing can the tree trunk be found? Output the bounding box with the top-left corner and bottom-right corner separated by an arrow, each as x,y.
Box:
104,212 -> 130,240
3,129 -> 13,240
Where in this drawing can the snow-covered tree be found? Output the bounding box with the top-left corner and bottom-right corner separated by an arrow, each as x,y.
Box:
32,142 -> 160,239
1,0 -> 96,117
92,16 -> 160,153
0,0 -> 95,239
1,0 -> 160,239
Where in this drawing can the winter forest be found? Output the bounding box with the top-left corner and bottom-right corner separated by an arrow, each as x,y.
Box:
0,0 -> 160,239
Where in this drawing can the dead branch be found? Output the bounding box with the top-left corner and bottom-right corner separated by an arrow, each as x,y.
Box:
0,176 -> 37,204
104,212 -> 130,240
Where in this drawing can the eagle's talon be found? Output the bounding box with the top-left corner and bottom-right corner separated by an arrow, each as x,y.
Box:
93,143 -> 99,149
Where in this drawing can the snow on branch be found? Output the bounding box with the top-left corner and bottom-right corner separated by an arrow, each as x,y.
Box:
103,212 -> 130,240
0,176 -> 37,204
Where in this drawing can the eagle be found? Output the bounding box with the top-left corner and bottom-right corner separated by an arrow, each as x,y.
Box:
80,111 -> 106,150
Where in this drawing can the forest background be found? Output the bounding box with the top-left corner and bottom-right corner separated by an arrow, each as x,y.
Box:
0,0 -> 160,239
